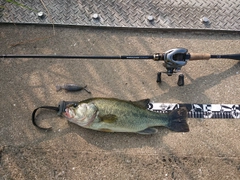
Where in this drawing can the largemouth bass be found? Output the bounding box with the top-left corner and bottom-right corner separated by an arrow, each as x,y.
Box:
63,98 -> 189,134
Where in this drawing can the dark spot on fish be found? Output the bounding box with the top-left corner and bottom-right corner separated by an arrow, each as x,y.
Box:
100,114 -> 118,123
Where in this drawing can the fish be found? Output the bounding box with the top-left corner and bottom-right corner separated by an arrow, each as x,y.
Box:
63,98 -> 189,135
56,84 -> 91,93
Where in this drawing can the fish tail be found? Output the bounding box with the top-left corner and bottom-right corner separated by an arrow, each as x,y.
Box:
167,107 -> 189,132
56,85 -> 62,91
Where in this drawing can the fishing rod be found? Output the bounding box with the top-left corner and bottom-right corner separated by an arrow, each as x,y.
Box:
2,48 -> 240,86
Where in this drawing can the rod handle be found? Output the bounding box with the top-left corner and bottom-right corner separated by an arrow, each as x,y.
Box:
189,53 -> 211,60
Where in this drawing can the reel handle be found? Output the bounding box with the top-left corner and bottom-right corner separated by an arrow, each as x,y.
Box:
189,53 -> 211,60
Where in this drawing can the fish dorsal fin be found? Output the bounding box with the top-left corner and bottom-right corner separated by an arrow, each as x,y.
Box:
131,99 -> 150,109
100,114 -> 118,123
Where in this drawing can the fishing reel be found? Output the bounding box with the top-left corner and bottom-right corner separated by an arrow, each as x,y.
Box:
155,48 -> 190,86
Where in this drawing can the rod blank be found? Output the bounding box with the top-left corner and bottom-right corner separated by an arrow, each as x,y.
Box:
211,54 -> 240,60
1,54 -> 154,60
1,53 -> 240,60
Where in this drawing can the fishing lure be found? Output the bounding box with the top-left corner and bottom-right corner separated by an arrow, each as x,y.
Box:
56,84 -> 91,93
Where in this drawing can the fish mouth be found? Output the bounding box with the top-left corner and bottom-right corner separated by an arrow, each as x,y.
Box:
64,107 -> 98,127
63,108 -> 74,119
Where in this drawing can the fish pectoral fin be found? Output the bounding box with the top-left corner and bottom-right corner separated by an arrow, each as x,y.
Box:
137,128 -> 158,135
131,99 -> 150,109
100,114 -> 118,123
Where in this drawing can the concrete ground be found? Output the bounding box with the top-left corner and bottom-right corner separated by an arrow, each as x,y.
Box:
0,24 -> 240,179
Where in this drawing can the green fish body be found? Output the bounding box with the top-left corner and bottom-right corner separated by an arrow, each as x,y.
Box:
63,98 -> 189,134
